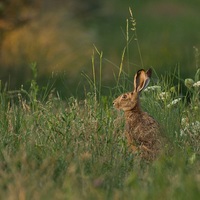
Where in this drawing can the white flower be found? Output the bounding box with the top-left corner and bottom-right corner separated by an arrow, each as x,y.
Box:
190,121 -> 200,135
180,129 -> 186,137
158,92 -> 171,101
180,120 -> 200,136
193,81 -> 200,88
181,117 -> 189,127
167,98 -> 182,108
144,85 -> 161,92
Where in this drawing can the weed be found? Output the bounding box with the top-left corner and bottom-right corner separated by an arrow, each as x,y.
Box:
0,9 -> 199,200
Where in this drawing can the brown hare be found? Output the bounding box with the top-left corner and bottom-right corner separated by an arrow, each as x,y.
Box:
113,69 -> 163,161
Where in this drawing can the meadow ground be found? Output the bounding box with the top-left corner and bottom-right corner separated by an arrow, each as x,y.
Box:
0,63 -> 199,200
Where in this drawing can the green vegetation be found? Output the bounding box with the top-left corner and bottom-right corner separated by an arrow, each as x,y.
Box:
0,52 -> 199,199
0,2 -> 200,199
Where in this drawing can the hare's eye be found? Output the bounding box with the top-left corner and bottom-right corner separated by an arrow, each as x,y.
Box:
122,94 -> 127,99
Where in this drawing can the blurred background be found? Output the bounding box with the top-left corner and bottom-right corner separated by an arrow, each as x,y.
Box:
0,0 -> 199,97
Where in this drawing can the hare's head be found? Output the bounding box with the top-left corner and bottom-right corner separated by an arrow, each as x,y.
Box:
113,69 -> 152,112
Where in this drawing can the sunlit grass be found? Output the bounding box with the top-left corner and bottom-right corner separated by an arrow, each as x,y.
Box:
0,61 -> 200,199
0,3 -> 200,199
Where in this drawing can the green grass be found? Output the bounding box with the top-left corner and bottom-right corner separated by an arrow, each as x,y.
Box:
0,3 -> 200,198
0,63 -> 199,199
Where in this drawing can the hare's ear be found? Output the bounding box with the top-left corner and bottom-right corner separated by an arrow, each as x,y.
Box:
133,68 -> 152,92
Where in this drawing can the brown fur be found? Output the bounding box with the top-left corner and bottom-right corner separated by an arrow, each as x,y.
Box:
113,69 -> 163,161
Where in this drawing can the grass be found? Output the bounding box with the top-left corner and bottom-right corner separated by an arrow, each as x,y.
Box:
0,4 -> 200,199
0,61 -> 199,199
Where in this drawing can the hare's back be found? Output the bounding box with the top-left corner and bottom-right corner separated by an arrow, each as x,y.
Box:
140,112 -> 160,132
135,112 -> 161,147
